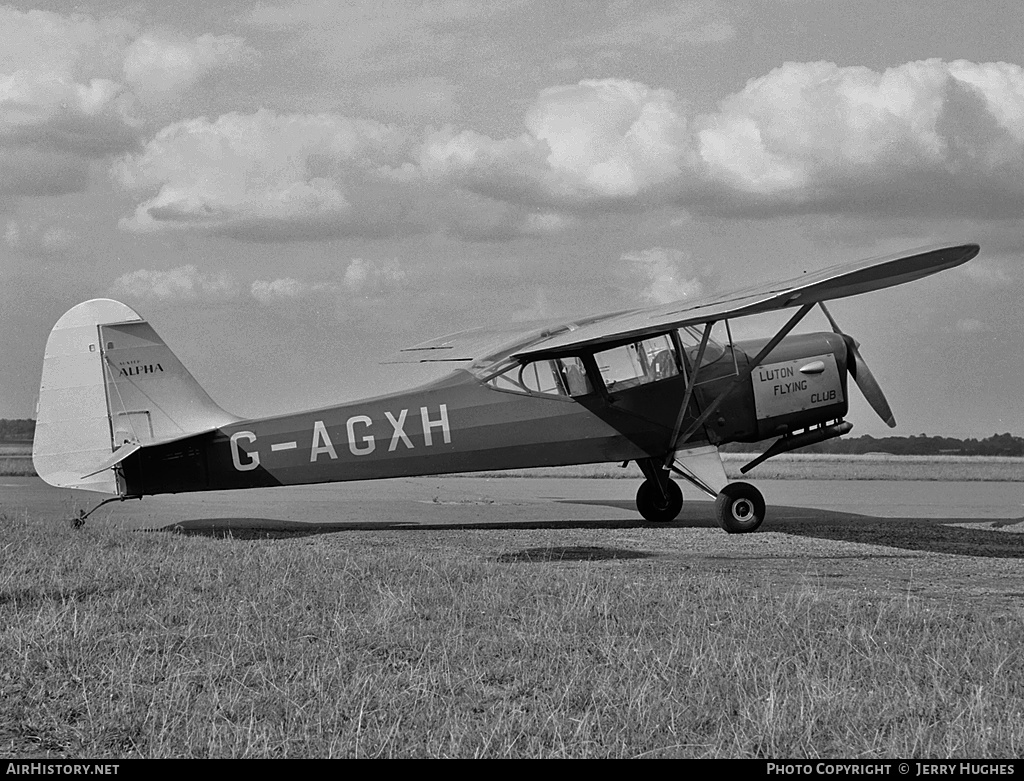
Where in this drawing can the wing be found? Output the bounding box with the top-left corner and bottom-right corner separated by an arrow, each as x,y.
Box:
513,243 -> 979,360
395,310 -> 633,369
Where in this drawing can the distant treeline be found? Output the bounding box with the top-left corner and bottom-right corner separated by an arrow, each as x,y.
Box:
722,432 -> 1024,457
2,418 -> 1022,456
0,419 -> 34,442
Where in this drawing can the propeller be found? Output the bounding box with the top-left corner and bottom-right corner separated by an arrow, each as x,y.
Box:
818,302 -> 896,428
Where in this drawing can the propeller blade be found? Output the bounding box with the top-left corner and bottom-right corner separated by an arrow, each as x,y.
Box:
818,303 -> 896,428
846,341 -> 896,427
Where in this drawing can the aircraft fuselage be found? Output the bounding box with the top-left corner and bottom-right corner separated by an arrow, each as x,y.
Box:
117,330 -> 851,497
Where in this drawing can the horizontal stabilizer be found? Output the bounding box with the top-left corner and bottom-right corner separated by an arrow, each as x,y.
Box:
80,441 -> 141,480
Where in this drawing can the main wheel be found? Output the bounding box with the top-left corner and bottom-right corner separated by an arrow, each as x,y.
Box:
636,478 -> 683,523
715,482 -> 765,533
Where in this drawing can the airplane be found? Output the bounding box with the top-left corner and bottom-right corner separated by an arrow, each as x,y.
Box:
32,242 -> 979,532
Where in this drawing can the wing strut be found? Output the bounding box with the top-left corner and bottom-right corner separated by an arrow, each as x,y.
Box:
665,303 -> 816,463
663,322 -> 714,464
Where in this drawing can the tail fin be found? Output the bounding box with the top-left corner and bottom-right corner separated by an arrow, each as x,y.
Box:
33,299 -> 238,494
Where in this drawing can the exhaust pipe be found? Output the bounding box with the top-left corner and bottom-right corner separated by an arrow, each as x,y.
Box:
740,421 -> 853,474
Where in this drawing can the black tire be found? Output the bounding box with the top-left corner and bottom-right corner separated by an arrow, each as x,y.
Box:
636,478 -> 683,523
715,482 -> 765,534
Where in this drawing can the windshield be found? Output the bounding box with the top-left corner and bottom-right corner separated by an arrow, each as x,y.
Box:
678,325 -> 725,366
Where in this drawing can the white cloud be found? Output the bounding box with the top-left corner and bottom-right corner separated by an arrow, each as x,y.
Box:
110,60 -> 1024,241
958,259 -> 1015,286
622,247 -> 705,305
956,318 -> 990,333
692,59 -> 1024,214
113,109 -> 410,236
251,262 -> 409,307
0,7 -> 257,200
3,219 -> 74,255
109,263 -> 409,307
526,79 -> 693,199
437,61 -> 1024,217
0,8 -> 131,80
109,265 -> 241,302
343,259 -> 406,293
112,108 -> 567,241
123,33 -> 258,101
251,277 -> 338,303
419,79 -> 694,204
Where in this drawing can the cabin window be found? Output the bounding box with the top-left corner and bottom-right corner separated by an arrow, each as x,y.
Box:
594,334 -> 679,392
520,359 -> 563,395
484,357 -> 592,398
559,356 -> 592,396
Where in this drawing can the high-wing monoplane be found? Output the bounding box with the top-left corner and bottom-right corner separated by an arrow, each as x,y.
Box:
33,243 -> 979,532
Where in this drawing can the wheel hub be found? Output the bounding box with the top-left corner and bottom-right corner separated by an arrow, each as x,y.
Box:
732,499 -> 753,520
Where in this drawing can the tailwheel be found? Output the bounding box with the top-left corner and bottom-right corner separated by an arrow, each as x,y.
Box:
715,482 -> 765,534
636,478 -> 683,523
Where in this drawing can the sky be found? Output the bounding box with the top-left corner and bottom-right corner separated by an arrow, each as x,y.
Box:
2,0 -> 1023,438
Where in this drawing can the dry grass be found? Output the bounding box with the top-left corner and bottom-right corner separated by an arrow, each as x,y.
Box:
2,511 -> 1022,758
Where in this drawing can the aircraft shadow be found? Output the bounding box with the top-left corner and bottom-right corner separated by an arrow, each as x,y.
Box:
153,501 -> 1024,560
156,515 -> 669,540
561,498 -> 1024,560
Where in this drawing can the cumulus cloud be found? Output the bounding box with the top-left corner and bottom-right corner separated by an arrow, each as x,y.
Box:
112,109 -> 412,237
419,79 -> 693,205
109,265 -> 241,302
111,78 -> 695,239
111,107 -> 566,241
692,59 -> 1024,216
0,7 -> 257,200
110,59 -> 1024,241
342,258 -> 407,294
622,247 -> 705,305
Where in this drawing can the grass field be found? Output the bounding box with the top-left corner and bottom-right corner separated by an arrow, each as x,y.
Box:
2,510 -> 1022,758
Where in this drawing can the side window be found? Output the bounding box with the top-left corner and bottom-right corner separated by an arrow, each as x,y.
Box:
594,335 -> 679,391
643,335 -> 679,380
519,360 -> 564,395
484,357 -> 593,398
559,356 -> 592,396
486,359 -> 565,397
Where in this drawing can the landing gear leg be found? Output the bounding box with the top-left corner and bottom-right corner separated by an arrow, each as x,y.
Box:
715,482 -> 765,534
635,458 -> 683,523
